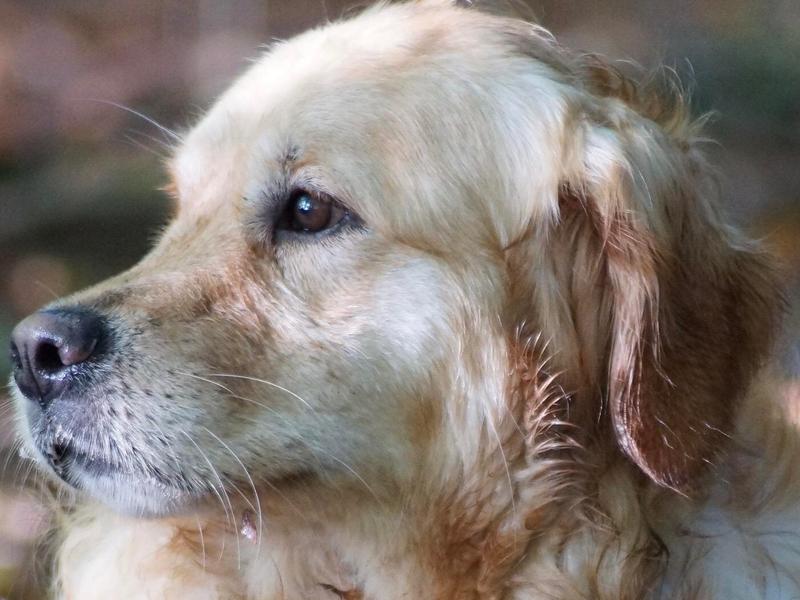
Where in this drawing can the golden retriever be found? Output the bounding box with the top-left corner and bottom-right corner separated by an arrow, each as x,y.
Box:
9,1 -> 800,598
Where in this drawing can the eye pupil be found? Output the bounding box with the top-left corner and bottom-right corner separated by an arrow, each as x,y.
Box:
291,193 -> 331,232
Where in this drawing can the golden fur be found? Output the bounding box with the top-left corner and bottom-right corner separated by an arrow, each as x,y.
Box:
11,1 -> 799,598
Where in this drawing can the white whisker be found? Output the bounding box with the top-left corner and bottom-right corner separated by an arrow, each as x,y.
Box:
176,371 -> 288,418
179,429 -> 239,566
203,373 -> 316,412
202,426 -> 264,556
84,98 -> 182,142
195,513 -> 207,571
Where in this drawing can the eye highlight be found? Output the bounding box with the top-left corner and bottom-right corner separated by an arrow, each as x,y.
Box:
276,189 -> 352,236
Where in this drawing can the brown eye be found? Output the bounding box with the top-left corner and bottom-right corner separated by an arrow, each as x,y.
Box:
284,190 -> 346,234
271,188 -> 361,242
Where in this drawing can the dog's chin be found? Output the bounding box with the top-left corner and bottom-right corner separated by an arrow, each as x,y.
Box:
26,441 -> 198,518
69,468 -> 198,517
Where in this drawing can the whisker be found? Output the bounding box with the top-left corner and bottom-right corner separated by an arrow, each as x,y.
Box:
179,431 -> 233,523
176,370 -> 335,500
122,133 -> 170,161
179,430 -> 241,567
128,128 -> 177,152
84,98 -> 182,142
314,451 -> 382,507
31,279 -> 61,301
195,513 -> 207,571
1,438 -> 24,484
203,373 -> 316,412
202,426 -> 264,557
148,420 -> 192,489
178,370 -> 379,506
176,371 -> 287,418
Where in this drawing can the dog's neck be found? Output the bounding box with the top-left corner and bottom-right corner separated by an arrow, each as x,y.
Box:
52,378 -> 800,600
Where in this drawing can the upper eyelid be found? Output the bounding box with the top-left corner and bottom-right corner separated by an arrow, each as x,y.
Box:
243,171 -> 353,214
286,171 -> 349,208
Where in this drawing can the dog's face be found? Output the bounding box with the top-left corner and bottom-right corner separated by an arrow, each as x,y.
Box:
11,4 -> 516,516
10,2 -> 777,517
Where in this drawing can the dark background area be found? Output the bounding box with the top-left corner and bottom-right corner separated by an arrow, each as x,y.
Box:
1,1 -> 798,596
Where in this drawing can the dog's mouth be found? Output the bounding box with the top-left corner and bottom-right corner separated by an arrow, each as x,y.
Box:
27,429 -> 198,517
39,437 -> 132,482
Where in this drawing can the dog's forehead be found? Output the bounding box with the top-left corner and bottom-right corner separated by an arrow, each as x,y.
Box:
170,4 -> 507,210
167,2 -> 567,250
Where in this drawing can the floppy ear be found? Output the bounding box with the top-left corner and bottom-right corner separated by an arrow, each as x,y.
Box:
563,104 -> 781,492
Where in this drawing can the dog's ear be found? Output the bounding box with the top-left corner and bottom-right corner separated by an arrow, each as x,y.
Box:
560,87 -> 781,492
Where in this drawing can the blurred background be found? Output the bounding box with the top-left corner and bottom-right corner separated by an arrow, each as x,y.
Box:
0,0 -> 798,596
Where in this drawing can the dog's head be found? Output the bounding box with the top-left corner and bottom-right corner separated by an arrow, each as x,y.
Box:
10,1 -> 779,517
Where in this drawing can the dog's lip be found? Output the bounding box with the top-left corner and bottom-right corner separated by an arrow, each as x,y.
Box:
32,438 -> 119,485
31,436 -> 174,490
40,442 -> 197,515
64,448 -> 119,478
68,457 -> 199,517
64,449 -> 176,489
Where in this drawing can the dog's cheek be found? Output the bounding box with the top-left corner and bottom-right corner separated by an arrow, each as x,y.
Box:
367,260 -> 451,366
244,256 -> 457,480
331,259 -> 456,450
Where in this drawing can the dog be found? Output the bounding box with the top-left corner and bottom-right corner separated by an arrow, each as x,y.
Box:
9,1 -> 800,598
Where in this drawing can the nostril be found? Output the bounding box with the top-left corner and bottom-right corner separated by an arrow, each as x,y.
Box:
35,339 -> 67,374
10,307 -> 108,406
51,441 -> 67,461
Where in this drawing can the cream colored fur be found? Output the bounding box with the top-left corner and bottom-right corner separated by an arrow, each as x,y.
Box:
11,1 -> 799,598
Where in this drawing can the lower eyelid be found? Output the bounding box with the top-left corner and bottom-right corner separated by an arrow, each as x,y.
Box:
273,212 -> 364,245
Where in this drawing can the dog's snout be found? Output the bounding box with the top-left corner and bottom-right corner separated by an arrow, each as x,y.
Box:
10,308 -> 106,406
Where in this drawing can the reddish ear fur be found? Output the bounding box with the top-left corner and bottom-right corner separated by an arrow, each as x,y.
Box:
604,197 -> 780,490
561,110 -> 781,491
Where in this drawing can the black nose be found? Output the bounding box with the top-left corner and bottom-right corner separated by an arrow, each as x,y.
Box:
9,308 -> 105,407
